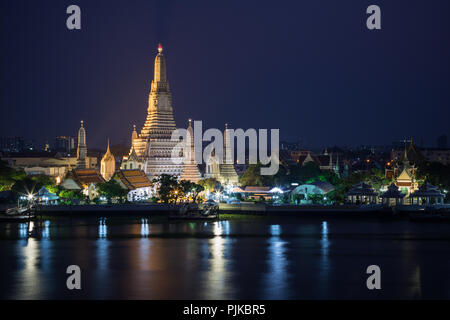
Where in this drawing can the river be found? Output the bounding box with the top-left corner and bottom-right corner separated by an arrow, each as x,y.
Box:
0,216 -> 449,299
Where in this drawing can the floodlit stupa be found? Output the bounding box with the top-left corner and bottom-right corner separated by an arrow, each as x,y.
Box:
76,120 -> 87,169
130,44 -> 183,178
179,119 -> 201,183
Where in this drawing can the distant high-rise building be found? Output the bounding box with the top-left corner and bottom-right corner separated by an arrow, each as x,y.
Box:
54,136 -> 75,154
76,120 -> 87,169
0,136 -> 25,152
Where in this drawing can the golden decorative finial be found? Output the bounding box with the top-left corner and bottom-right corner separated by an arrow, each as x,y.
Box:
80,120 -> 84,127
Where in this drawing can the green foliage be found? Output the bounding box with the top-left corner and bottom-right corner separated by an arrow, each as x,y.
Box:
197,178 -> 221,192
11,176 -> 43,196
290,162 -> 322,184
0,160 -> 26,191
292,193 -> 305,204
417,162 -> 450,201
153,174 -> 179,203
239,163 -> 271,186
96,179 -> 128,203
155,176 -> 204,204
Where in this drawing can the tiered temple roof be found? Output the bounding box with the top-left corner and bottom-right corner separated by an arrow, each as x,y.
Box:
62,168 -> 105,189
115,169 -> 152,190
380,183 -> 405,199
410,182 -> 444,198
345,182 -> 378,197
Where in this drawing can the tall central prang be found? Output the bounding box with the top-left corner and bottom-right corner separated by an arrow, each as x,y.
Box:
131,44 -> 183,178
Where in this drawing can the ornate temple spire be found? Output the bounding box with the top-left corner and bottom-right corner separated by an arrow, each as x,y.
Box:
219,123 -> 239,185
130,44 -> 182,178
76,120 -> 87,169
154,43 -> 167,83
101,138 -> 115,181
179,118 -> 201,183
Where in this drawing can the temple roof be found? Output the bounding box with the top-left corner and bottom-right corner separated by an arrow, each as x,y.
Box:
243,186 -> 271,193
410,182 -> 444,198
380,183 -> 405,198
115,169 -> 152,190
101,140 -> 115,162
63,169 -> 105,189
345,182 -> 378,196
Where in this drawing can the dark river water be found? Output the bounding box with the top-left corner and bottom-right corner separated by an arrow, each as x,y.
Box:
0,216 -> 450,299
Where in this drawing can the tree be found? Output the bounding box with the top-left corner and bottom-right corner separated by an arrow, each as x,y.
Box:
153,174 -> 179,203
197,178 -> 221,192
417,162 -> 450,201
290,162 -> 322,184
0,160 -> 26,191
96,180 -> 128,203
179,180 -> 204,203
239,163 -> 271,186
58,189 -> 79,204
11,176 -> 43,197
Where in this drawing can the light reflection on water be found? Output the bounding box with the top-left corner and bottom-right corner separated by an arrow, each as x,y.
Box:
263,225 -> 288,299
204,221 -> 230,299
1,218 -> 450,299
318,221 -> 330,297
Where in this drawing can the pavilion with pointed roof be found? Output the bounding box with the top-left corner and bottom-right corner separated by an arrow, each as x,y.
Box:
345,182 -> 378,204
410,182 -> 445,205
380,183 -> 405,206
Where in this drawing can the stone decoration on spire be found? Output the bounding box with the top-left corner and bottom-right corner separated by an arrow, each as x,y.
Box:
130,44 -> 183,178
76,120 -> 87,169
179,119 -> 201,183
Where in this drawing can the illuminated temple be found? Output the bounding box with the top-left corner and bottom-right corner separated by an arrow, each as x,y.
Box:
130,44 -> 183,179
179,119 -> 201,183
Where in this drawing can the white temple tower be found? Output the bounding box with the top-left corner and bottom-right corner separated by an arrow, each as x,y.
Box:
218,123 -> 239,185
76,120 -> 87,169
179,119 -> 201,183
132,44 -> 183,178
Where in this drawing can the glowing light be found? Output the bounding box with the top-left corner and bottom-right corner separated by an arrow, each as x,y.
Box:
269,187 -> 283,194
158,43 -> 163,53
141,218 -> 149,237
270,225 -> 281,236
98,218 -> 107,238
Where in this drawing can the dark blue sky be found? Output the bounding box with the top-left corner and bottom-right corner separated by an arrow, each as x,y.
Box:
1,0 -> 449,149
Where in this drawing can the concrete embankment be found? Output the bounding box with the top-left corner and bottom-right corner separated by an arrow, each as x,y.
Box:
36,203 -> 394,218
36,203 -> 180,216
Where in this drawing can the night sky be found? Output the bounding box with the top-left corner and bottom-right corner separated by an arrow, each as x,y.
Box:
1,0 -> 449,150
